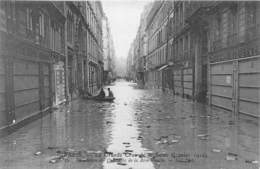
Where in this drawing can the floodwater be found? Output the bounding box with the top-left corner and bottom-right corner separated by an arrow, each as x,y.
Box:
0,80 -> 259,169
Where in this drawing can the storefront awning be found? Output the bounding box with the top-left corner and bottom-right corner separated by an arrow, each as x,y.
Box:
158,64 -> 169,71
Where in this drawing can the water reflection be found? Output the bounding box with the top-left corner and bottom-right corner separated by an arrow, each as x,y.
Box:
0,80 -> 258,169
103,81 -> 155,169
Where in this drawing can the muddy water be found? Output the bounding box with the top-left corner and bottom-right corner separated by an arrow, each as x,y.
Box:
0,80 -> 259,169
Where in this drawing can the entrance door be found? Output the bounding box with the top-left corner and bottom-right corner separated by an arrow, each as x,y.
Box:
201,64 -> 208,102
5,57 -> 15,125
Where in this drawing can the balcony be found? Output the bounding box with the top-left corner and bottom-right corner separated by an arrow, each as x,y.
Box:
185,1 -> 218,23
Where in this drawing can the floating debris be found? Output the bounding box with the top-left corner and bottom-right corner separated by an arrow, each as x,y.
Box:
86,150 -> 102,154
49,156 -> 62,164
175,157 -> 193,163
200,115 -> 211,118
174,135 -> 181,139
110,158 -> 123,163
127,124 -> 132,126
199,136 -> 208,140
170,139 -> 179,144
106,121 -> 113,124
117,162 -> 127,165
123,142 -> 130,145
77,157 -> 88,162
49,158 -> 59,164
197,134 -> 208,137
34,151 -> 42,156
156,139 -> 168,145
137,136 -> 143,140
212,149 -> 221,153
48,146 -> 59,150
245,160 -> 259,164
226,153 -> 238,161
125,150 -> 133,153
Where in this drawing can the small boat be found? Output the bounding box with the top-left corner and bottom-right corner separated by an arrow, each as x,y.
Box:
92,97 -> 115,102
83,96 -> 115,102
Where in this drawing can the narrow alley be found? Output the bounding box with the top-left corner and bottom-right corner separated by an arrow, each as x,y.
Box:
0,81 -> 258,169
0,1 -> 260,169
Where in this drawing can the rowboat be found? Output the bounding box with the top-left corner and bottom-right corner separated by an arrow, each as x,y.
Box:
83,96 -> 115,102
92,97 -> 115,102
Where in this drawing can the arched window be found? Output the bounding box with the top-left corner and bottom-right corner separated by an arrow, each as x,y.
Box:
67,11 -> 74,43
246,2 -> 256,26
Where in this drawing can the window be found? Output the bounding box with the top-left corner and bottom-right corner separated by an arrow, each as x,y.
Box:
221,11 -> 228,47
238,4 -> 246,42
246,2 -> 256,26
39,11 -> 45,37
67,12 -> 73,43
16,6 -> 27,36
25,8 -> 32,34
215,15 -> 221,41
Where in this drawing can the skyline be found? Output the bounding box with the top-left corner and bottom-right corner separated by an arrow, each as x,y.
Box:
102,0 -> 150,59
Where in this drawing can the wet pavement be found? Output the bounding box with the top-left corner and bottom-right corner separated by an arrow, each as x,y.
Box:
0,80 -> 259,169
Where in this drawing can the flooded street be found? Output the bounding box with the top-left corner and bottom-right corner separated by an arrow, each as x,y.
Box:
0,80 -> 259,169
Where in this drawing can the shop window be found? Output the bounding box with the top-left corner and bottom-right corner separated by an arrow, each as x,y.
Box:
16,6 -> 27,37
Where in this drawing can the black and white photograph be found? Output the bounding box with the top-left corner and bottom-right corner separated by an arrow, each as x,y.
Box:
0,0 -> 259,169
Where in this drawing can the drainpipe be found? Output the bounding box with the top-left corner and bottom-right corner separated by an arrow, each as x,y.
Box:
64,6 -> 70,102
164,7 -> 170,92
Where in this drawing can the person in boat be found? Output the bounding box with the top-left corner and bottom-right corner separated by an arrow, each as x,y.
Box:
96,88 -> 105,98
107,88 -> 114,98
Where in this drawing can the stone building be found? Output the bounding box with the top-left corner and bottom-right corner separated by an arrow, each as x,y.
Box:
0,1 -> 106,134
81,1 -> 104,95
205,1 -> 260,117
145,1 -> 174,89
126,43 -> 135,81
127,2 -> 152,86
102,15 -> 116,84
0,1 -> 66,130
134,1 -> 260,117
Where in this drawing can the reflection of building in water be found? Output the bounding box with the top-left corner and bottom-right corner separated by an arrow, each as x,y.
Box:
54,61 -> 66,105
102,91 -> 155,169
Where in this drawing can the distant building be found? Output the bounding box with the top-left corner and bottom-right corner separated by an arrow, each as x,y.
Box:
126,43 -> 135,81
102,15 -> 116,84
127,2 -> 153,86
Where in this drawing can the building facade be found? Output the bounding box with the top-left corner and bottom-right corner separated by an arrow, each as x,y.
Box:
0,1 -> 107,133
127,2 -> 152,86
132,1 -> 260,117
0,1 -> 66,130
102,15 -> 116,84
145,1 -> 174,90
126,43 -> 135,81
